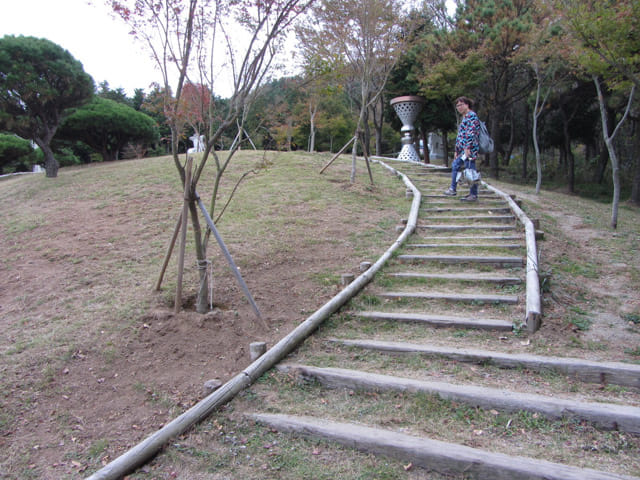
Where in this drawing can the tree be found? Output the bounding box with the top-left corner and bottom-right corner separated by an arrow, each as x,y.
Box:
0,36 -> 94,177
0,133 -> 34,174
420,0 -> 543,177
298,0 -> 408,182
386,5 -> 457,164
556,0 -> 640,227
112,0 -> 311,313
97,81 -> 130,105
58,97 -> 158,162
176,82 -> 211,145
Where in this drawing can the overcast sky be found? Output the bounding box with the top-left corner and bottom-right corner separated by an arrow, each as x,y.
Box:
0,0 -> 160,96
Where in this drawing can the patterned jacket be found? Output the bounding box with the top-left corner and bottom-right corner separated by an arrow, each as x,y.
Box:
455,110 -> 480,161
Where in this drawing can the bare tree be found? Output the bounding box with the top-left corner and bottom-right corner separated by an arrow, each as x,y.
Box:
112,0 -> 310,312
593,77 -> 635,229
297,0 -> 408,183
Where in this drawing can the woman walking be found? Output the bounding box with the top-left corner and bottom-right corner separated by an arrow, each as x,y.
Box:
444,96 -> 480,202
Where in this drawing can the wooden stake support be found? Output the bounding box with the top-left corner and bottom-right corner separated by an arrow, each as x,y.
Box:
174,157 -> 193,313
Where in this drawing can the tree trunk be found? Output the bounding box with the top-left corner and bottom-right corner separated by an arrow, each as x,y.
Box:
350,136 -> 358,183
308,102 -> 317,153
533,76 -> 543,194
522,102 -> 530,180
34,135 -> 58,178
441,129 -> 449,167
371,95 -> 384,156
632,118 -> 640,205
560,109 -> 575,193
594,108 -> 615,184
503,108 -> 515,167
190,199 -> 209,313
594,76 -> 635,229
489,114 -> 500,178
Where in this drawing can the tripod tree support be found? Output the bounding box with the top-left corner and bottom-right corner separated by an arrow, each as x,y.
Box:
155,210 -> 183,291
357,132 -> 375,185
174,157 -> 193,313
195,192 -> 266,327
319,134 -> 374,185
319,136 -> 356,174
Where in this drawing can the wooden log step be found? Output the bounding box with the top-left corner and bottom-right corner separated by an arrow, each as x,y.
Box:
415,224 -> 516,232
329,339 -> 640,389
397,254 -> 524,266
424,193 -> 505,199
421,193 -> 499,199
276,365 -> 640,434
356,311 -> 513,330
406,243 -> 522,249
427,215 -> 515,223
250,413 -> 639,480
389,272 -> 522,284
422,206 -> 512,213
379,291 -> 519,304
413,234 -> 521,241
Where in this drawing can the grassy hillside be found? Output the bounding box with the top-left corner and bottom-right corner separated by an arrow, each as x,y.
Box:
1,151 -> 639,479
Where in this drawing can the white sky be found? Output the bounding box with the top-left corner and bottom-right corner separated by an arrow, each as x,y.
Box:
0,0 -> 160,96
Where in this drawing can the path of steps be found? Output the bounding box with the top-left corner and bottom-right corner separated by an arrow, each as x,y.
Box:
249,160 -> 640,479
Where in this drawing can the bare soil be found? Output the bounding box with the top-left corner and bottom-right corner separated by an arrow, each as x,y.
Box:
1,156 -> 639,479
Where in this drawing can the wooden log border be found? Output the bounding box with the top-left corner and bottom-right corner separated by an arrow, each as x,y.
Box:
481,180 -> 542,332
85,158 -> 421,480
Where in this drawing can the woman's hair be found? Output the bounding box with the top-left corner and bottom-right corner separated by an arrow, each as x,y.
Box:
455,96 -> 474,109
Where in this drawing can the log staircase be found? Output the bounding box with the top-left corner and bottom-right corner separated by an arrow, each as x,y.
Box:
249,161 -> 640,479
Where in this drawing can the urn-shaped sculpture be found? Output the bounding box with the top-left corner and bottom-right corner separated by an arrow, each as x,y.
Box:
390,95 -> 425,162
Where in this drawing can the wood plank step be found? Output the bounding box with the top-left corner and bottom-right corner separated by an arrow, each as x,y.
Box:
250,413 -> 638,480
329,339 -> 640,389
389,272 -> 522,284
406,243 -> 522,249
427,215 -> 515,223
277,365 -> 640,434
379,291 -> 519,304
423,206 -> 512,213
356,311 -> 513,330
422,194 -> 500,199
413,234 -> 521,241
416,224 -> 516,232
397,254 -> 524,266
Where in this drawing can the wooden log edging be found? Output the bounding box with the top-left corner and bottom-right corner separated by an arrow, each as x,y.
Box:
84,160 -> 421,480
250,413 -> 640,480
482,181 -> 542,332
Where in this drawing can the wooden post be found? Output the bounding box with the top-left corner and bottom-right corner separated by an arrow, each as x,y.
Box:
358,132 -> 375,185
174,157 -> 193,313
155,211 -> 183,291
320,136 -> 356,174
250,342 -> 267,361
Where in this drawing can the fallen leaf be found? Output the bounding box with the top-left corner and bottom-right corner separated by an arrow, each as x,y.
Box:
404,462 -> 413,471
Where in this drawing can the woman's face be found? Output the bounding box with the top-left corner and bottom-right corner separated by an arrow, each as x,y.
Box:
456,101 -> 469,115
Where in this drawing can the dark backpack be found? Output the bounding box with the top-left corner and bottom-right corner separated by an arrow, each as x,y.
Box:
478,120 -> 494,155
